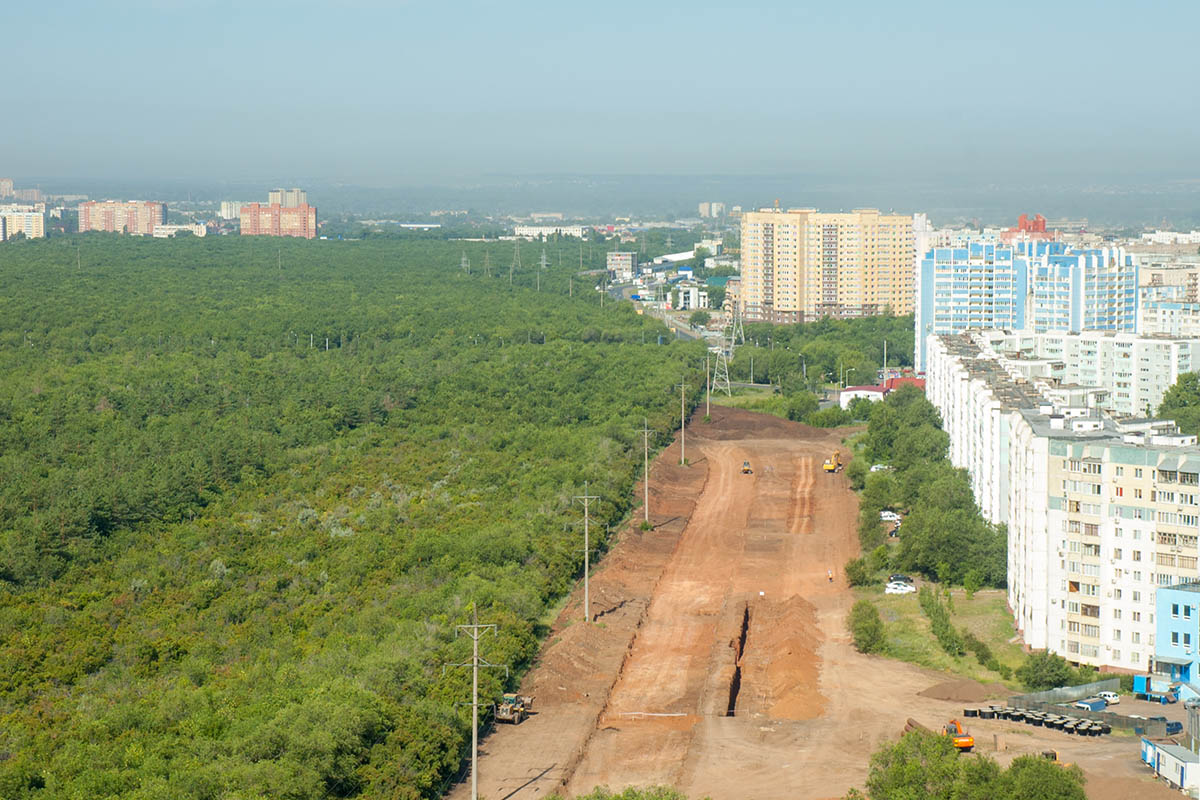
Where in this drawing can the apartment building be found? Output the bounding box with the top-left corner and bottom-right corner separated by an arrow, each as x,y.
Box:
239,202 -> 317,239
1026,242 -> 1138,334
913,241 -> 1139,371
606,251 -> 638,282
927,332 -> 1200,672
0,178 -> 12,198
268,188 -> 307,207
219,201 -> 245,221
0,204 -> 46,239
974,330 -> 1200,417
740,207 -> 914,323
915,243 -> 1028,371
79,201 -> 166,235
513,224 -> 586,239
1139,260 -> 1200,337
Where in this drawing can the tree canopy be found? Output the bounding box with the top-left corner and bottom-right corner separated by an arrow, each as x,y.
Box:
0,235 -> 705,798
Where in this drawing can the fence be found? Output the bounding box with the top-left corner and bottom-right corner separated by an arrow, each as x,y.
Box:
1008,678 -> 1168,737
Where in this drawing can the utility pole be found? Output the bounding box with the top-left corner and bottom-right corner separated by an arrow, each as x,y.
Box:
638,418 -> 653,523
750,355 -> 754,385
575,482 -> 600,622
461,251 -> 471,275
538,248 -> 548,292
445,607 -> 504,800
677,380 -> 688,465
705,353 -> 711,417
882,339 -> 888,379
484,251 -> 492,278
510,241 -> 521,287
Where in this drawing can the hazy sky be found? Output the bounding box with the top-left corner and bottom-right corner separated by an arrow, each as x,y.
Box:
9,0 -> 1200,185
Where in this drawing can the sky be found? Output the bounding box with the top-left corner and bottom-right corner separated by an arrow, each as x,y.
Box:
8,0 -> 1200,188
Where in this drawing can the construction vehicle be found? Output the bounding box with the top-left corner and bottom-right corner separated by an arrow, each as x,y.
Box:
822,450 -> 843,473
903,718 -> 973,752
741,460 -> 753,474
943,719 -> 975,752
496,693 -> 534,724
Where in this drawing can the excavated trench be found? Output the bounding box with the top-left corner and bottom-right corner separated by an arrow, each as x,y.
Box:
725,604 -> 751,716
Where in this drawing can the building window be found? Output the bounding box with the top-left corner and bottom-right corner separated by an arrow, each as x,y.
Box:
1133,631 -> 1142,643
1113,629 -> 1122,641
1187,606 -> 1193,620
1174,604 -> 1180,618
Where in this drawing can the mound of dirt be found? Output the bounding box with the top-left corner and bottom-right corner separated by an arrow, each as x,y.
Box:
918,679 -> 1010,703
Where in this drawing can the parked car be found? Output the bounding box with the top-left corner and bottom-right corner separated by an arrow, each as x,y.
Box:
1098,691 -> 1120,705
885,581 -> 917,595
870,464 -> 892,472
889,574 -> 913,584
880,510 -> 902,523
1074,698 -> 1107,711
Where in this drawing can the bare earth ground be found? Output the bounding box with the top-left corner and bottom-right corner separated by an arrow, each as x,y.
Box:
447,406 -> 1177,800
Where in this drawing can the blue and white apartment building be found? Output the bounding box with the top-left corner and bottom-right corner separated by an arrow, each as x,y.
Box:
915,241 -> 1138,372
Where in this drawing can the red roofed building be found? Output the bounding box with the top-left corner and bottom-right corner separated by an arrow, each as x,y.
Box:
884,376 -> 926,392
1001,213 -> 1060,244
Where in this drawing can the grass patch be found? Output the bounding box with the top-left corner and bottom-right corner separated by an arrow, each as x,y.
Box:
711,387 -> 788,418
861,586 -> 1025,687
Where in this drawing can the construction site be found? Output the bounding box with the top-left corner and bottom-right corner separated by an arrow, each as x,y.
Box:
447,407 -> 1182,800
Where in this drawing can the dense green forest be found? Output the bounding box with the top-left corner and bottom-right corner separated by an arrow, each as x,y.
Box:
0,235 -> 705,798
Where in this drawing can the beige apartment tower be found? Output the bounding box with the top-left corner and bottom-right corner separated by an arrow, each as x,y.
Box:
740,207 -> 914,322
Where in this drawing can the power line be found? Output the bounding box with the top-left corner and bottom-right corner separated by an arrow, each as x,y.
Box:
574,482 -> 600,622
444,606 -> 506,800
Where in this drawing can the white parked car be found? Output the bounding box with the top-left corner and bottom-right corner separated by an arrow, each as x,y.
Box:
870,464 -> 892,472
885,581 -> 917,595
879,511 -> 902,523
1098,691 -> 1120,705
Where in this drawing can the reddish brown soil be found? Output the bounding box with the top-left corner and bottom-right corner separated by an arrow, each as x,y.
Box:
446,406 -> 1178,800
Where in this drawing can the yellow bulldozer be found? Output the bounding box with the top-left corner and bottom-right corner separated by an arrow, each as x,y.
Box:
822,450 -> 843,473
496,693 -> 534,724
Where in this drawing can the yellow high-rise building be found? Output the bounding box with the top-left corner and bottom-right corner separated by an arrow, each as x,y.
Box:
740,207 -> 914,322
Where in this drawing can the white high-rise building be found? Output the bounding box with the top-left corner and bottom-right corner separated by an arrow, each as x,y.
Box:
927,332 -> 1200,671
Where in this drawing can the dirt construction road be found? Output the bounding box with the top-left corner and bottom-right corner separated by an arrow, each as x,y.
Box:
448,407 -> 1176,800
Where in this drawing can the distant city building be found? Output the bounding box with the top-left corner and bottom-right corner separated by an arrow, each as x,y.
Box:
675,284 -> 709,311
710,202 -> 725,217
78,201 -> 165,235
0,203 -> 46,240
1142,230 -> 1200,246
240,202 -> 317,239
698,202 -> 711,218
219,201 -> 245,220
267,188 -> 307,208
13,188 -> 42,203
607,251 -> 638,282
1001,213 -> 1060,244
0,178 -> 12,198
513,224 -> 586,239
529,212 -> 564,221
740,207 -> 914,323
1140,263 -> 1200,337
153,224 -> 207,238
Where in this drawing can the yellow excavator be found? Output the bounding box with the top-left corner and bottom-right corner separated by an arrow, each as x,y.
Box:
741,460 -> 753,474
822,450 -> 842,473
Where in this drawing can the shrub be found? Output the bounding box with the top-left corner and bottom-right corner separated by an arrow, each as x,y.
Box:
849,600 -> 887,654
845,557 -> 872,587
